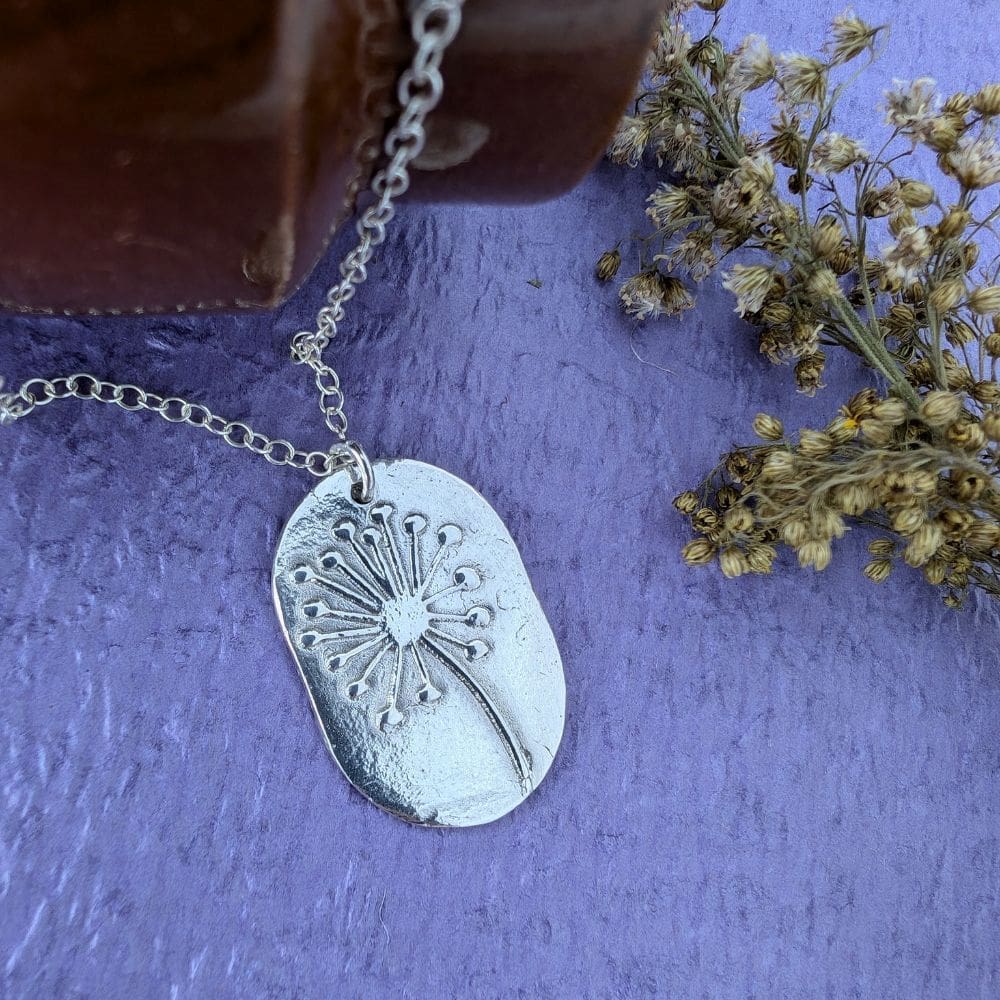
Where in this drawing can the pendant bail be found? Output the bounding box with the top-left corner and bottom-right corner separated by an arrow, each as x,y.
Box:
339,440 -> 375,504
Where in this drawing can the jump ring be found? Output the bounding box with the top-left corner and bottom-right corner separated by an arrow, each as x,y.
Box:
339,440 -> 375,504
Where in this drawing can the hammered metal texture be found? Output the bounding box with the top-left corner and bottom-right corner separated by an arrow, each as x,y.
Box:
272,458 -> 565,826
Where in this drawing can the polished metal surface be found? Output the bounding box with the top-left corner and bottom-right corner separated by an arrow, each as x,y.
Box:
273,459 -> 566,826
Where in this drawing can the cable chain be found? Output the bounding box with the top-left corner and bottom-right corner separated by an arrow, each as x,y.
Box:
0,0 -> 465,477
290,0 -> 463,442
0,374 -> 353,476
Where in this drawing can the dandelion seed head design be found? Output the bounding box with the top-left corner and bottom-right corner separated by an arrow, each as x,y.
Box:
290,501 -> 493,732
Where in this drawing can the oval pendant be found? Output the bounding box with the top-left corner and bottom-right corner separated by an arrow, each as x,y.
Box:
272,459 -> 565,827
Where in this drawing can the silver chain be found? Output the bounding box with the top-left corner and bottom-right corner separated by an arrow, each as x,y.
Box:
0,0 -> 464,479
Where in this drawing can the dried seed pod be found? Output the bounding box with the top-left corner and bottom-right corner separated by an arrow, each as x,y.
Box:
596,248 -> 622,281
673,490 -> 700,515
746,544 -> 777,574
719,546 -> 750,578
919,390 -> 962,427
797,539 -> 832,571
923,559 -> 948,585
872,397 -> 909,425
891,506 -> 926,535
898,179 -> 935,208
937,206 -> 971,240
692,507 -> 720,532
781,519 -> 810,547
969,285 -> 1000,314
723,505 -> 755,534
859,419 -> 894,446
868,538 -> 896,556
972,83 -> 1000,116
798,428 -> 835,458
945,420 -> 986,451
972,381 -> 1000,406
752,413 -> 785,441
928,278 -> 965,313
716,486 -> 741,510
683,538 -> 717,566
864,559 -> 892,583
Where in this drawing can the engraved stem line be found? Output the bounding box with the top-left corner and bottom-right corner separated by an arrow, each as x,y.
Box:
349,538 -> 393,596
420,635 -> 532,792
372,509 -> 409,597
300,570 -> 381,615
326,556 -> 384,605
407,528 -> 421,593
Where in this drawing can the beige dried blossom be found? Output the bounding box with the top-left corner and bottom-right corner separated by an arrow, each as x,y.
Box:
762,449 -> 795,480
608,116 -> 652,167
882,225 -> 931,284
898,179 -> 935,208
768,112 -> 806,167
596,249 -> 622,281
919,390 -> 963,426
719,546 -> 751,578
968,285 -> 1000,314
682,538 -> 716,566
752,413 -> 784,440
864,558 -> 892,582
928,278 -> 966,313
724,35 -> 775,97
798,540 -> 833,571
904,523 -> 944,566
673,490 -> 701,514
972,83 -> 1000,117
794,353 -> 826,395
944,134 -> 1000,189
810,216 -> 846,259
938,206 -> 971,239
650,20 -> 692,77
777,53 -> 828,105
834,483 -> 876,516
746,544 -> 777,573
647,184 -> 692,227
868,538 -> 895,557
872,397 -> 909,424
884,78 -> 938,137
826,11 -> 882,64
620,271 -> 695,319
721,264 -> 777,316
724,504 -> 755,533
661,234 -> 715,282
605,4 -> 1000,607
810,132 -> 869,173
807,267 -> 841,302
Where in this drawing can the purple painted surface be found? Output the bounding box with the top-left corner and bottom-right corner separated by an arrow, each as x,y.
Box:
2,2 -> 999,997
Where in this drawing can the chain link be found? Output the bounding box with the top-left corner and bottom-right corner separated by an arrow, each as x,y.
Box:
0,374 -> 352,475
290,0 -> 462,442
0,0 -> 465,477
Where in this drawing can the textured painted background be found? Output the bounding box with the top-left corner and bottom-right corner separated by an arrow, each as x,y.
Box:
2,2 -> 999,997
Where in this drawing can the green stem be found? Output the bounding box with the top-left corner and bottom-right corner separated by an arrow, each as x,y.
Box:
926,303 -> 949,391
828,295 -> 920,407
679,61 -> 744,165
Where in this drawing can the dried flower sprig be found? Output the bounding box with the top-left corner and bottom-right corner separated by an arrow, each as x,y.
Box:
604,0 -> 1000,606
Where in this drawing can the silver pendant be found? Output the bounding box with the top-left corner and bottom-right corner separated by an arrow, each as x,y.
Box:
272,458 -> 565,827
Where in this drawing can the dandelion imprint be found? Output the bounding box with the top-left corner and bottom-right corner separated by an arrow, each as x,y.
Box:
288,502 -> 529,783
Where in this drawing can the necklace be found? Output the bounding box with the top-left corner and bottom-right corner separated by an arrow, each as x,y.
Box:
0,0 -> 565,828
